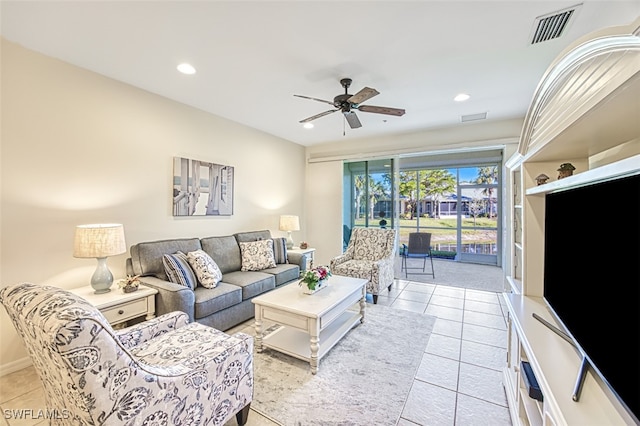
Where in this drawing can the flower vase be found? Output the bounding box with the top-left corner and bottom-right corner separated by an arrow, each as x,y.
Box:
302,279 -> 328,295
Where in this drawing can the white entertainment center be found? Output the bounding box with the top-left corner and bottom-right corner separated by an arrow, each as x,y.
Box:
503,17 -> 640,426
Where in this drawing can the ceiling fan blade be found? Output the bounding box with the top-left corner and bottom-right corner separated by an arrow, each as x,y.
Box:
343,111 -> 362,129
299,109 -> 339,123
357,105 -> 406,116
347,87 -> 379,105
294,94 -> 335,106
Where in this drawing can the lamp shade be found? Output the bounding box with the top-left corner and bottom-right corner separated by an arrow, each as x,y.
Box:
73,224 -> 126,258
279,215 -> 300,232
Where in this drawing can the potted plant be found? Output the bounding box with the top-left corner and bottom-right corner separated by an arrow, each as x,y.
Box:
299,266 -> 332,294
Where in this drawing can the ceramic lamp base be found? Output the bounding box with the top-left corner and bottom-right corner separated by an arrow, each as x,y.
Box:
91,257 -> 114,294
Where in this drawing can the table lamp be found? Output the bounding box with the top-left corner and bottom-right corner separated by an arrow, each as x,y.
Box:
279,215 -> 300,249
73,223 -> 126,294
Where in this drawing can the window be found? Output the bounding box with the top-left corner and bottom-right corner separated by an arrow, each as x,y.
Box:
343,149 -> 502,266
343,159 -> 394,235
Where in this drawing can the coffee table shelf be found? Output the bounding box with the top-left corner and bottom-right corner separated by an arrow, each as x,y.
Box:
261,308 -> 361,362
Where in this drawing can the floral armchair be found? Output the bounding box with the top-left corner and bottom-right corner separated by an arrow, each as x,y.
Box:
330,227 -> 396,304
0,283 -> 253,426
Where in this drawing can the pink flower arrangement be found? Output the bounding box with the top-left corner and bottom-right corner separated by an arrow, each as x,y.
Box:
299,266 -> 332,290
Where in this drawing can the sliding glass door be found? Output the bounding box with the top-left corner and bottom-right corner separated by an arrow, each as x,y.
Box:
396,164 -> 499,265
343,159 -> 394,248
343,150 -> 501,266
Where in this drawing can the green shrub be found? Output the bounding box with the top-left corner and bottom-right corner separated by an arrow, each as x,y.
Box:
399,247 -> 456,260
431,250 -> 456,259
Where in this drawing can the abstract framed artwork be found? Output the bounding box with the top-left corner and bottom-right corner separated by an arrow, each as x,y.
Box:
172,156 -> 234,216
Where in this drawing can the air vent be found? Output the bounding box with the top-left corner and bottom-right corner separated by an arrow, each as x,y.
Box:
461,112 -> 487,123
530,4 -> 581,44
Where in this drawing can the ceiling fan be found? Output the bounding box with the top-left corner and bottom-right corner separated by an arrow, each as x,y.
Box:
294,78 -> 406,129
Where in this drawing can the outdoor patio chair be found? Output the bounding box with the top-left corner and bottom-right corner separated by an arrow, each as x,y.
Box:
401,232 -> 435,278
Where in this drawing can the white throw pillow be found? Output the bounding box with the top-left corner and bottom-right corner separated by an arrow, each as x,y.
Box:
186,249 -> 223,289
239,239 -> 276,271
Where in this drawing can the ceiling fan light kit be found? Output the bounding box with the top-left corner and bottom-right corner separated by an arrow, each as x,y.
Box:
294,78 -> 405,130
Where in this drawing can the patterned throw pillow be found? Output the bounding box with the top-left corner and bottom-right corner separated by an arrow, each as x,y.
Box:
162,251 -> 198,290
186,249 -> 223,289
272,237 -> 288,264
239,239 -> 276,271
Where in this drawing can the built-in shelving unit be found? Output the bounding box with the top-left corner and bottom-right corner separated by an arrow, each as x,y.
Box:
503,17 -> 640,426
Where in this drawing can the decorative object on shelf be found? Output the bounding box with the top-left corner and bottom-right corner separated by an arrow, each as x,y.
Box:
279,215 -> 300,249
557,163 -> 575,179
172,156 -> 234,216
535,173 -> 550,185
299,265 -> 331,294
73,223 -> 127,294
116,275 -> 141,293
299,241 -> 308,249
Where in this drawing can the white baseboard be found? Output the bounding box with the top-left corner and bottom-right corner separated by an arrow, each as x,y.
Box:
0,356 -> 33,377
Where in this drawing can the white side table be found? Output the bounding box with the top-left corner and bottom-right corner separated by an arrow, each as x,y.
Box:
288,247 -> 316,269
68,285 -> 158,327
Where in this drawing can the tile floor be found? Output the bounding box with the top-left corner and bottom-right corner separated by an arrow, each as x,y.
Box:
0,278 -> 512,426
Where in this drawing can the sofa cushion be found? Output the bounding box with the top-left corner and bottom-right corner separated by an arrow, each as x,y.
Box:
200,235 -> 242,274
162,252 -> 198,290
262,263 -> 300,286
193,282 -> 243,319
130,238 -> 202,279
186,249 -> 223,289
239,239 -> 276,271
272,237 -> 288,264
221,270 -> 276,300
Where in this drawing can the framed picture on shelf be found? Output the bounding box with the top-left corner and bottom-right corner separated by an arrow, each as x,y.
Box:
172,156 -> 234,216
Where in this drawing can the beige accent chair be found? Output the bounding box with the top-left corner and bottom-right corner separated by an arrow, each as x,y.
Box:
0,282 -> 253,426
330,227 -> 396,303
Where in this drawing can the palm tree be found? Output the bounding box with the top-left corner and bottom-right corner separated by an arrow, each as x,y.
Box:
353,174 -> 366,220
398,171 -> 418,219
368,179 -> 387,219
475,166 -> 498,218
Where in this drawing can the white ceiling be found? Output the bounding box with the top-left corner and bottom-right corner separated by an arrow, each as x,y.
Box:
2,1 -> 638,147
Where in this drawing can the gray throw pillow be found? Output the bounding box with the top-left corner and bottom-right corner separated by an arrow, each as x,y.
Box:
162,251 -> 198,290
272,237 -> 288,264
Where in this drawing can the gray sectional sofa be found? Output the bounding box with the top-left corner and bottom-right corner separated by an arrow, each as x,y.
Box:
126,230 -> 306,331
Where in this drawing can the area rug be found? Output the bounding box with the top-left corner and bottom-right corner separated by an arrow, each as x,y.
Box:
243,303 -> 436,425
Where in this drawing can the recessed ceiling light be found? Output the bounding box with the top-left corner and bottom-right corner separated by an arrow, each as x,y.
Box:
454,93 -> 470,102
177,63 -> 196,75
303,123 -> 314,129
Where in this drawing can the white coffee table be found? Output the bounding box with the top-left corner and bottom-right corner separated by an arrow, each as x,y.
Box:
252,274 -> 367,374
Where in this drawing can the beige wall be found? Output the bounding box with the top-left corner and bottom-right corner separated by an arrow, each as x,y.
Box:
306,118 -> 523,162
0,39 -> 306,373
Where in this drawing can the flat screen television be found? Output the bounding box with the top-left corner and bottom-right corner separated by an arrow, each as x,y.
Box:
543,172 -> 640,424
